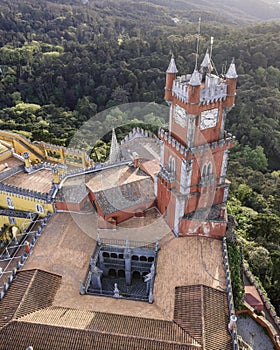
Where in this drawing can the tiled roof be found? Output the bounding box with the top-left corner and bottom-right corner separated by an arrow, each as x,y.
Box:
174,285 -> 232,350
153,237 -> 226,320
86,165 -> 149,192
140,159 -> 160,177
56,183 -> 88,203
95,177 -> 155,215
0,320 -> 201,350
244,286 -> 263,308
0,269 -> 61,329
18,305 -> 200,346
3,167 -> 53,194
120,137 -> 160,161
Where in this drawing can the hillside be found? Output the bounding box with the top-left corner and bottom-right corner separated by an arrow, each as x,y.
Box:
0,0 -> 279,314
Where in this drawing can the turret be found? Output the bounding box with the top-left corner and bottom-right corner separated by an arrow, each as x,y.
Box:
52,167 -> 60,186
108,128 -> 120,164
200,48 -> 212,82
23,152 -> 32,173
225,58 -> 238,107
188,68 -> 201,114
165,54 -> 178,103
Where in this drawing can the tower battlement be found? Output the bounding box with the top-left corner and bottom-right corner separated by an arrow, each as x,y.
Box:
172,73 -> 228,105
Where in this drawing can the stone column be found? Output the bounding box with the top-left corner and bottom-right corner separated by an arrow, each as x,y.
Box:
124,248 -> 132,285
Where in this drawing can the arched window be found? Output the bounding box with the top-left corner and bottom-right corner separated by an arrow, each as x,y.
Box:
202,165 -> 207,178
36,204 -> 44,214
6,197 -> 14,210
108,269 -> 116,277
168,156 -> 176,175
9,217 -> 16,225
118,270 -> 125,278
201,162 -> 212,178
207,162 -> 212,176
132,271 -> 141,279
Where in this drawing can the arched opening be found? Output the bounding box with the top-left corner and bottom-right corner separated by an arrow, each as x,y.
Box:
111,253 -> 118,259
103,252 -> 109,258
118,270 -> 125,278
202,164 -> 207,178
132,255 -> 139,261
140,256 -> 147,262
6,197 -> 14,210
148,257 -> 154,262
168,156 -> 176,176
132,271 -> 141,279
119,254 -> 124,259
108,269 -> 116,277
207,162 -> 212,176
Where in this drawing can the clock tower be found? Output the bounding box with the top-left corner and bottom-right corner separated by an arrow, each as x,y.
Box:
156,50 -> 237,238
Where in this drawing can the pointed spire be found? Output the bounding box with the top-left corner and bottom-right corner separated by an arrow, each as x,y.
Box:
189,68 -> 201,86
201,48 -> 211,69
108,128 -> 120,163
226,58 -> 238,79
166,54 -> 178,74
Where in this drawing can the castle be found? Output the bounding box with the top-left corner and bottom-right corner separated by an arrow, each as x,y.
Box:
0,46 -> 279,350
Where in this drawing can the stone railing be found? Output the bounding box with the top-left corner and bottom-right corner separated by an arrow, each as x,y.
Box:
222,237 -> 239,350
59,160 -> 131,186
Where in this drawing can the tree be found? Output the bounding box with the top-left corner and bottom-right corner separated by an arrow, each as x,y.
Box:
248,246 -> 272,281
247,213 -> 280,244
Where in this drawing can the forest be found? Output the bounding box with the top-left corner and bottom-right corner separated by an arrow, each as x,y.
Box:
0,0 -> 279,313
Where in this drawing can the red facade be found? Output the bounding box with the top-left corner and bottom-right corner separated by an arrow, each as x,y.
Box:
157,54 -> 238,238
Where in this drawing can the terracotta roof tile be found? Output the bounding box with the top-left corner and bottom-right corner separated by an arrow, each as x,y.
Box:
174,285 -> 232,350
95,178 -> 155,215
0,269 -> 61,329
19,305 -> 200,346
153,237 -> 226,320
0,320 -> 201,350
86,165 -> 149,192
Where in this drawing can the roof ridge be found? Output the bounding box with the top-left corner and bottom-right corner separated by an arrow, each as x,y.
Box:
21,268 -> 62,279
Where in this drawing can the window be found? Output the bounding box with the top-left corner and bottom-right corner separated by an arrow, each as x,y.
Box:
36,204 -> 44,214
168,156 -> 176,176
9,217 -> 16,225
6,197 -> 14,210
202,162 -> 212,178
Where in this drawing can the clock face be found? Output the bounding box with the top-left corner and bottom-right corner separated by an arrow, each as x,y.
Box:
174,104 -> 186,127
200,108 -> 219,130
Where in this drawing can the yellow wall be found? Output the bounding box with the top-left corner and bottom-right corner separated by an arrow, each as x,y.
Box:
0,215 -> 32,232
0,192 -> 54,217
0,130 -> 92,167
0,150 -> 12,162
